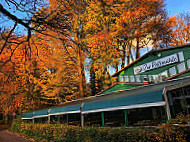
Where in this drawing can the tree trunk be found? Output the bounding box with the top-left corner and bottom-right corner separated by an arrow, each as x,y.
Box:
136,37 -> 140,59
121,43 -> 126,68
78,45 -> 86,98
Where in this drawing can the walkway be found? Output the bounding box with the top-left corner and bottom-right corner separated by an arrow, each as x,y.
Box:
0,130 -> 33,142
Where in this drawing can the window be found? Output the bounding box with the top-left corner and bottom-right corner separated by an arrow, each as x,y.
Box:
124,76 -> 129,82
136,75 -> 141,82
187,59 -> 190,69
169,66 -> 177,76
177,62 -> 186,73
148,75 -> 154,83
178,52 -> 184,62
148,75 -> 159,84
119,76 -> 124,82
142,75 -> 148,82
130,75 -> 135,82
159,70 -> 168,81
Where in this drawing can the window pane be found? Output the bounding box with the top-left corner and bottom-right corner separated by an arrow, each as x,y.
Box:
124,76 -> 129,82
159,70 -> 168,81
130,75 -> 135,82
177,62 -> 186,73
149,75 -> 153,83
119,76 -> 124,82
169,66 -> 177,76
142,75 -> 148,82
136,75 -> 141,82
149,75 -> 159,83
187,59 -> 190,69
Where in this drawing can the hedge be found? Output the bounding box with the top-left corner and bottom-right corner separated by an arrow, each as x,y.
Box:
10,122 -> 190,142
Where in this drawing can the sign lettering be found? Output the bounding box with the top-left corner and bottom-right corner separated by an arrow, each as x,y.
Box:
134,53 -> 180,74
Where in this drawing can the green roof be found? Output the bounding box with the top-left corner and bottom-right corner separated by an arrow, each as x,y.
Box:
100,84 -> 139,95
83,90 -> 163,113
33,109 -> 49,118
49,104 -> 81,115
22,112 -> 33,119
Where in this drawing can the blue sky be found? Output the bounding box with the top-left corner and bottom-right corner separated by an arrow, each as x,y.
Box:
1,0 -> 189,32
165,0 -> 190,16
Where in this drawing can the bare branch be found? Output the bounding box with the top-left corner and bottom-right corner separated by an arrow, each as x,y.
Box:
0,21 -> 17,55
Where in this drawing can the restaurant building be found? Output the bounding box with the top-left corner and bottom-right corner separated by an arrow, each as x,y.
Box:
22,44 -> 190,126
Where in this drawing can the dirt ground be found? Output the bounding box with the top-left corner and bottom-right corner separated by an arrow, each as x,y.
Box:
0,130 -> 33,142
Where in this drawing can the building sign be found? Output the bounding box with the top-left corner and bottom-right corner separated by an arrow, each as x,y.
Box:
134,52 -> 184,74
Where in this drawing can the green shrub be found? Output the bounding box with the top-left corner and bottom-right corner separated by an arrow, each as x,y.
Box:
10,122 -> 190,142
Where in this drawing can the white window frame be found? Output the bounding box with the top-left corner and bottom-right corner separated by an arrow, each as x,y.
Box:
119,76 -> 124,82
187,59 -> 190,69
158,70 -> 168,82
130,75 -> 135,82
177,62 -> 186,73
169,66 -> 177,76
124,76 -> 129,82
135,75 -> 141,82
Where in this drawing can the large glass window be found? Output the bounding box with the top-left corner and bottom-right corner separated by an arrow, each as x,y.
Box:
177,62 -> 186,73
124,76 -> 129,82
136,75 -> 141,82
104,110 -> 125,127
60,115 -> 67,124
50,115 -> 59,124
84,112 -> 102,126
127,107 -> 165,126
168,86 -> 190,118
119,76 -> 124,82
169,66 -> 177,76
130,75 -> 135,82
68,113 -> 81,126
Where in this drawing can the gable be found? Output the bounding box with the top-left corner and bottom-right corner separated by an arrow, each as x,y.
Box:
117,45 -> 190,83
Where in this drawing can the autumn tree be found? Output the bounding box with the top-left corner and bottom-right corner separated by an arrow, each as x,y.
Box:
113,0 -> 172,66
0,31 -> 45,123
170,12 -> 190,45
83,0 -> 120,90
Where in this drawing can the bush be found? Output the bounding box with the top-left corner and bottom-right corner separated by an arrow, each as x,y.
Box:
10,122 -> 190,142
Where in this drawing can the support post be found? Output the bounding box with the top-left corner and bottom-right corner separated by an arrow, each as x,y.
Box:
48,109 -> 51,124
165,107 -> 168,121
81,114 -> 84,127
101,112 -> 104,127
124,110 -> 128,127
32,118 -> 34,124
48,115 -> 50,124
80,103 -> 84,127
66,114 -> 69,125
163,88 -> 171,120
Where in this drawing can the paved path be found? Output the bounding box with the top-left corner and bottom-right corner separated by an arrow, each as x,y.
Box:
0,130 -> 33,142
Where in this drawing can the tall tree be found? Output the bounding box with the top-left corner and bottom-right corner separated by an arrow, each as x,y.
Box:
170,12 -> 190,45
113,0 -> 171,64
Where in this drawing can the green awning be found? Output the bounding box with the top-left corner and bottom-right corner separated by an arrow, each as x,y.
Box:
33,109 -> 49,118
22,112 -> 33,119
83,90 -> 165,114
49,104 -> 81,115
